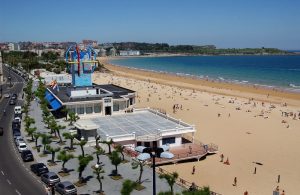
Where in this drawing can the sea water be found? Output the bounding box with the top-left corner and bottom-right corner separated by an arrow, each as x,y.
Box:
109,55 -> 300,92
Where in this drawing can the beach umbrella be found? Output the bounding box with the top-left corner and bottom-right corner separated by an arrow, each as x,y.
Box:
135,146 -> 146,153
137,153 -> 151,161
160,145 -> 170,152
160,152 -> 174,159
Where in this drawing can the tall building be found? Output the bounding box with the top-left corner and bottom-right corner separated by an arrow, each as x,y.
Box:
8,43 -> 20,51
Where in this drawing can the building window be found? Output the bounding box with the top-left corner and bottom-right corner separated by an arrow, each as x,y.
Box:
162,137 -> 176,145
113,102 -> 119,111
94,104 -> 101,113
77,106 -> 84,115
86,106 -> 93,114
104,98 -> 111,103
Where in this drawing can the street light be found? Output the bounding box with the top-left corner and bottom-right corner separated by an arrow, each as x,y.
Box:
137,146 -> 173,195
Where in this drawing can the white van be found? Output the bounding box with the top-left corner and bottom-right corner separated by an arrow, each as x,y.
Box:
14,106 -> 22,114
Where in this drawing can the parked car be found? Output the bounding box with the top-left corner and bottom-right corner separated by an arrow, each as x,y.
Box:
21,150 -> 34,162
9,99 -> 16,105
41,172 -> 60,186
14,113 -> 22,119
14,117 -> 21,123
30,163 -> 49,176
13,130 -> 21,139
18,143 -> 27,153
15,136 -> 25,146
14,106 -> 22,114
12,93 -> 18,99
4,94 -> 10,98
55,181 -> 77,195
0,127 -> 3,136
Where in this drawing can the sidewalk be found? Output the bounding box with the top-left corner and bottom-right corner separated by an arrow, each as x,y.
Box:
23,96 -> 183,195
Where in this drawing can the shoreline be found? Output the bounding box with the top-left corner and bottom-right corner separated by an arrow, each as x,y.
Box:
99,57 -> 300,107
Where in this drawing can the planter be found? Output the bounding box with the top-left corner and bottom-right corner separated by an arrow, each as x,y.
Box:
74,181 -> 87,187
58,172 -> 70,177
110,175 -> 123,180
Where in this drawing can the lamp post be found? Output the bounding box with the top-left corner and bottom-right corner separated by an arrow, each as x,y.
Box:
141,147 -> 165,195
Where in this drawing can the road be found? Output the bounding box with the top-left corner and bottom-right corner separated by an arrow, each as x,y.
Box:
0,66 -> 45,195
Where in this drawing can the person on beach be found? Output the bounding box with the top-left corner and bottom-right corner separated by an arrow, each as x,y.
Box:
220,154 -> 224,162
192,165 -> 195,174
244,191 -> 248,195
233,177 -> 237,186
281,190 -> 285,195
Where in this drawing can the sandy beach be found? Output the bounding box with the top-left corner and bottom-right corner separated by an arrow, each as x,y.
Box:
94,57 -> 300,195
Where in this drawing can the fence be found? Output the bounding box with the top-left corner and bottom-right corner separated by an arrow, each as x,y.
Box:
156,167 -> 222,195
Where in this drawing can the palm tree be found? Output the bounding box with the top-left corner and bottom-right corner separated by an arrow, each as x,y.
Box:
109,151 -> 122,176
121,180 -> 137,195
26,126 -> 37,141
63,132 -> 76,150
41,134 -> 52,153
24,116 -> 35,130
159,172 -> 179,195
33,132 -> 41,148
77,155 -> 93,183
131,159 -> 147,184
115,144 -> 126,161
57,150 -> 74,172
46,145 -> 60,164
61,106 -> 69,121
75,139 -> 87,156
54,124 -> 65,144
93,165 -> 105,194
182,186 -> 210,195
93,147 -> 105,165
101,139 -> 113,154
68,112 -> 79,125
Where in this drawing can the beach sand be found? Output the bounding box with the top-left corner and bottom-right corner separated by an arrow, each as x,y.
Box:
94,57 -> 300,195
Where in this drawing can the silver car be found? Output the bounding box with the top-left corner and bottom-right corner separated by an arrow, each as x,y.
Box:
55,181 -> 77,195
41,172 -> 60,186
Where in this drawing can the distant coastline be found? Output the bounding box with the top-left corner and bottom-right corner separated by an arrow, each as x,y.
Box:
99,57 -> 300,106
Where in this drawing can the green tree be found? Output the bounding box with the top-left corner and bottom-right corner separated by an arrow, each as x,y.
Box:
131,159 -> 147,184
121,180 -> 137,195
57,150 -> 74,172
24,116 -> 35,130
93,165 -> 105,194
159,172 -> 179,195
33,132 -> 41,148
61,106 -> 69,120
77,155 -> 93,183
63,132 -> 76,150
26,126 -> 37,141
182,186 -> 210,195
101,139 -> 113,154
75,139 -> 87,156
68,112 -> 79,125
94,147 -> 105,165
115,144 -> 125,161
41,134 -> 52,153
109,151 -> 122,176
46,145 -> 60,163
53,124 -> 65,144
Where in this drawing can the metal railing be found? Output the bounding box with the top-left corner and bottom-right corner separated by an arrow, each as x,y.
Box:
156,167 -> 222,195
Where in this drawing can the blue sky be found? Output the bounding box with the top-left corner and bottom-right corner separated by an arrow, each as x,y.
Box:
1,0 -> 300,49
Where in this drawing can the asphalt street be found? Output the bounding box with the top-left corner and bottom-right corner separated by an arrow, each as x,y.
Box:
0,66 -> 45,195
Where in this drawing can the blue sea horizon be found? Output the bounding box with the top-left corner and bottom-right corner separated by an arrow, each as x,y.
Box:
109,55 -> 300,93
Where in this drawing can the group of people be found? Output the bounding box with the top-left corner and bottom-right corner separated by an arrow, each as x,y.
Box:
172,104 -> 183,113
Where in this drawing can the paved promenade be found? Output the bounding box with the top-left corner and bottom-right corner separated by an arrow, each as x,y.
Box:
24,87 -> 183,195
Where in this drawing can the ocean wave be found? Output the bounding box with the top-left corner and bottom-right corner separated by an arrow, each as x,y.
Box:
289,83 -> 300,88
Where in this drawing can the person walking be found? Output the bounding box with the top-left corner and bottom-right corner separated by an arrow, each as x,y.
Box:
233,177 -> 237,186
192,165 -> 195,174
45,186 -> 51,195
220,154 -> 224,162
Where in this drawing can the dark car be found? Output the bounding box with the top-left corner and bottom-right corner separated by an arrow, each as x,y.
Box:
41,172 -> 60,186
30,163 -> 49,176
11,94 -> 18,100
0,127 -> 3,136
21,150 -> 34,162
9,99 -> 16,105
13,130 -> 21,139
55,181 -> 77,195
14,113 -> 22,119
12,120 -> 21,129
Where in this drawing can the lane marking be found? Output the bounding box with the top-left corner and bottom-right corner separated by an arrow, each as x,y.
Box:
1,171 -> 4,175
15,189 -> 21,195
7,179 -> 12,185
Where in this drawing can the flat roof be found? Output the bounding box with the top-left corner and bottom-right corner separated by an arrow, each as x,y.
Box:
47,84 -> 135,103
85,109 -> 195,140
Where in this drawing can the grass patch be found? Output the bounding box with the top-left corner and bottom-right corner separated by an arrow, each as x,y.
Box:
39,153 -> 48,157
74,181 -> 87,187
110,175 -> 123,180
47,162 -> 57,166
121,159 -> 129,164
58,172 -> 70,177
134,183 -> 146,191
